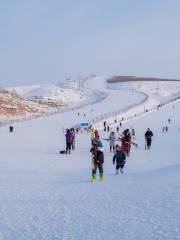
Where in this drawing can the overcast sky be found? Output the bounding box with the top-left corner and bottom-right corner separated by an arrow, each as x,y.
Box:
0,0 -> 180,87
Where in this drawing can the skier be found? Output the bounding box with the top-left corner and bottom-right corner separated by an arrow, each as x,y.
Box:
120,122 -> 122,127
165,126 -> 168,132
145,128 -> 153,150
113,145 -> 126,174
90,138 -> 104,183
168,118 -> 171,124
65,129 -> 74,154
121,129 -> 131,156
109,131 -> 116,152
107,126 -> 110,132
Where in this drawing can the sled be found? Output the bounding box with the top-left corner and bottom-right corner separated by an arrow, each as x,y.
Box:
59,150 -> 67,154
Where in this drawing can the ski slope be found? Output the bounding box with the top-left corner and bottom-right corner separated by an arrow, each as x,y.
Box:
0,77 -> 180,239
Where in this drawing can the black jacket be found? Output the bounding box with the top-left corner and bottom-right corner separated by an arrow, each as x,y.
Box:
113,150 -> 126,166
145,130 -> 153,139
90,147 -> 104,164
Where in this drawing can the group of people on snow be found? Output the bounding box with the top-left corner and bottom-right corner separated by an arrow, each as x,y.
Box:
65,128 -> 75,154
89,126 -> 154,182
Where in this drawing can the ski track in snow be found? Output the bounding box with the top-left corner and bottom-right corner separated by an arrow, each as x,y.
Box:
0,77 -> 180,239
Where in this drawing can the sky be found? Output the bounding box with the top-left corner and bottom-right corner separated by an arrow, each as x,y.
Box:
0,0 -> 180,87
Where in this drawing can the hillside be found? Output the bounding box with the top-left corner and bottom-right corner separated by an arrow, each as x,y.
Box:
107,76 -> 180,83
0,84 -> 86,125
0,87 -> 42,118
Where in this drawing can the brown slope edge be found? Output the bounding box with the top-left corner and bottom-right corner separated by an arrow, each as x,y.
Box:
107,76 -> 180,83
0,87 -> 40,116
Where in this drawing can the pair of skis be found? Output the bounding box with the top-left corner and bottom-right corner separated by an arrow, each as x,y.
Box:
103,136 -> 139,149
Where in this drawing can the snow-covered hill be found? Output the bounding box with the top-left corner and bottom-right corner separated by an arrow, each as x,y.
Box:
0,76 -> 180,239
0,87 -> 43,123
10,84 -> 85,103
0,84 -> 87,125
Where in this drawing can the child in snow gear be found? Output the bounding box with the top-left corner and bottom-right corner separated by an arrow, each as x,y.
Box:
145,128 -> 153,150
90,138 -> 104,183
109,131 -> 116,152
121,129 -> 131,156
113,145 -> 126,174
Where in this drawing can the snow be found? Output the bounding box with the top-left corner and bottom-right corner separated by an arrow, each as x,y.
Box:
9,84 -> 85,103
0,77 -> 180,239
107,80 -> 180,103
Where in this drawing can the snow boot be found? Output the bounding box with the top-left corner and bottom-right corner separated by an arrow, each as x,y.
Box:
116,169 -> 119,175
91,174 -> 96,183
120,168 -> 124,174
100,172 -> 104,181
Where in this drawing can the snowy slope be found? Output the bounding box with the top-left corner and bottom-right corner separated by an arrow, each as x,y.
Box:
0,74 -> 180,239
107,80 -> 180,105
9,84 -> 85,103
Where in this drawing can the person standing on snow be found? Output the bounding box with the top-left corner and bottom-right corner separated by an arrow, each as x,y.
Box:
121,129 -> 131,156
9,125 -> 14,132
65,129 -> 74,154
71,128 -> 75,150
113,145 -> 126,174
90,139 -> 104,183
116,126 -> 119,133
131,128 -> 135,136
109,131 -> 116,152
145,128 -> 153,150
